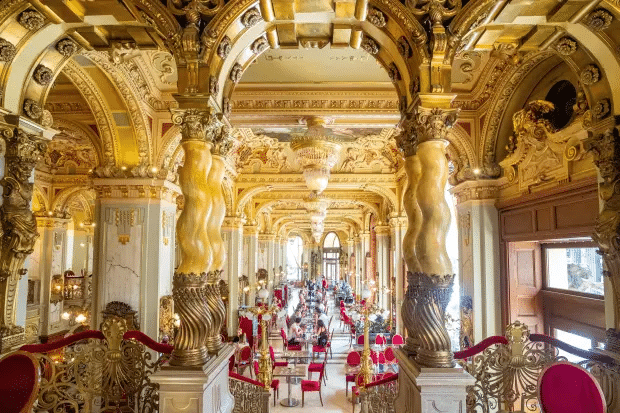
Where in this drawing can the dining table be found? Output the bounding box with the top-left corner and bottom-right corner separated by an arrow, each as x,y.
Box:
273,364 -> 308,407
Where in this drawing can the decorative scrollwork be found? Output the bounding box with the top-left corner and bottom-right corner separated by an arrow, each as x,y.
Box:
23,99 -> 42,120
229,375 -> 270,413
580,64 -> 601,85
32,317 -> 169,413
363,377 -> 399,413
361,36 -> 380,55
554,37 -> 577,56
230,63 -> 243,84
218,35 -> 232,59
251,37 -> 269,55
584,8 -> 613,31
460,321 -> 620,413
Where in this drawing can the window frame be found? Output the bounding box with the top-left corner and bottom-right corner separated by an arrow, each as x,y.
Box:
541,239 -> 605,300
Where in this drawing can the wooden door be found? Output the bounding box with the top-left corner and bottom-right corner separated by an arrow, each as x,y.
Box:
507,241 -> 544,333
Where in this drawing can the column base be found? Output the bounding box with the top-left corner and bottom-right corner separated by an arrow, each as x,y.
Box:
152,344 -> 235,413
395,349 -> 474,413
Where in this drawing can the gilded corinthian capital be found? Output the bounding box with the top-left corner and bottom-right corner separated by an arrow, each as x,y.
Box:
171,108 -> 222,144
0,125 -> 47,335
398,106 -> 459,156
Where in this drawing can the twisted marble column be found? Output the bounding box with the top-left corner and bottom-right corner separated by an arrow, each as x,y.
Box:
398,106 -> 459,367
169,109 -> 215,367
204,126 -> 232,354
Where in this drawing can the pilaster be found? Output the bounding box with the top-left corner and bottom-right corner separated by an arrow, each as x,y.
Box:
390,216 -> 407,334
450,179 -> 502,345
92,178 -> 180,340
244,225 -> 258,304
375,225 -> 391,308
33,216 -> 71,339
222,216 -> 243,336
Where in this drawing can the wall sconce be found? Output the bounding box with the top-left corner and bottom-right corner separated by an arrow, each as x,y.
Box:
50,276 -> 64,304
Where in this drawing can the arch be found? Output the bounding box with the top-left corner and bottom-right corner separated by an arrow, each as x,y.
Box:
81,51 -> 152,164
51,117 -> 103,167
479,51 -> 557,164
198,0 -> 426,113
360,184 -> 397,213
236,184 -> 273,216
158,125 -> 181,170
62,60 -> 120,167
32,183 -> 49,213
51,185 -> 92,215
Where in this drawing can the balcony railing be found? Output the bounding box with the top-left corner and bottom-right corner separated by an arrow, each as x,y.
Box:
360,373 -> 399,413
228,371 -> 270,413
19,317 -> 172,413
454,321 -> 620,413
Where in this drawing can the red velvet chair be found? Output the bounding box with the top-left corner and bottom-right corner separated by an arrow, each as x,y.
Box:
308,350 -> 328,384
301,367 -> 326,406
538,362 -> 606,413
253,361 -> 281,406
281,328 -> 302,351
392,334 -> 404,346
237,345 -> 253,377
384,346 -> 396,365
0,351 -> 40,413
269,346 -> 288,368
375,334 -> 386,346
356,335 -> 365,345
345,351 -> 361,396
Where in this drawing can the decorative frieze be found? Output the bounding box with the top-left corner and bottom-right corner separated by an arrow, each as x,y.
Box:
231,98 -> 398,111
93,178 -> 181,204
450,179 -> 501,204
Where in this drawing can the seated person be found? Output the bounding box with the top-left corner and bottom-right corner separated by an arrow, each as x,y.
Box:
288,317 -> 302,345
316,320 -> 328,346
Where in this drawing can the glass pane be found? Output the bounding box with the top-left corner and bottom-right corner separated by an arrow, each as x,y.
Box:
554,329 -> 593,362
546,246 -> 603,296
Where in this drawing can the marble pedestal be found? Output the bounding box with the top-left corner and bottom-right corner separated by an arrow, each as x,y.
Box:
152,345 -> 235,413
395,349 -> 474,413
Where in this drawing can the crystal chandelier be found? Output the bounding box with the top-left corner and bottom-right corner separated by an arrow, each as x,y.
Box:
304,195 -> 329,243
291,117 -> 341,195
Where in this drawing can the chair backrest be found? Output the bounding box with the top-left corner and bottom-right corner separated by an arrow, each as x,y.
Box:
384,346 -> 395,362
370,350 -> 378,364
375,334 -> 385,345
392,334 -> 404,346
538,362 -> 606,413
347,351 -> 361,366
269,345 -> 275,362
378,351 -> 386,364
253,360 -> 260,375
357,335 -> 365,345
240,345 -> 252,361
0,351 -> 40,413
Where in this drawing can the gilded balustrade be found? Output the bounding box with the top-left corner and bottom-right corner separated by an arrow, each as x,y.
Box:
20,316 -> 172,413
456,321 -> 620,413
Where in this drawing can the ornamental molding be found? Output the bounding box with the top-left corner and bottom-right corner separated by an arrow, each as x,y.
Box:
81,51 -> 151,163
18,9 -> 45,31
499,100 -> 589,194
33,64 -> 53,86
231,98 -> 398,111
449,179 -> 502,204
62,60 -> 117,167
56,38 -> 79,57
93,178 -> 181,203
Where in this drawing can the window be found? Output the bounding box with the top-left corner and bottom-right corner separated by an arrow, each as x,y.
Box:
544,242 -> 603,297
553,329 -> 594,362
323,232 -> 340,282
